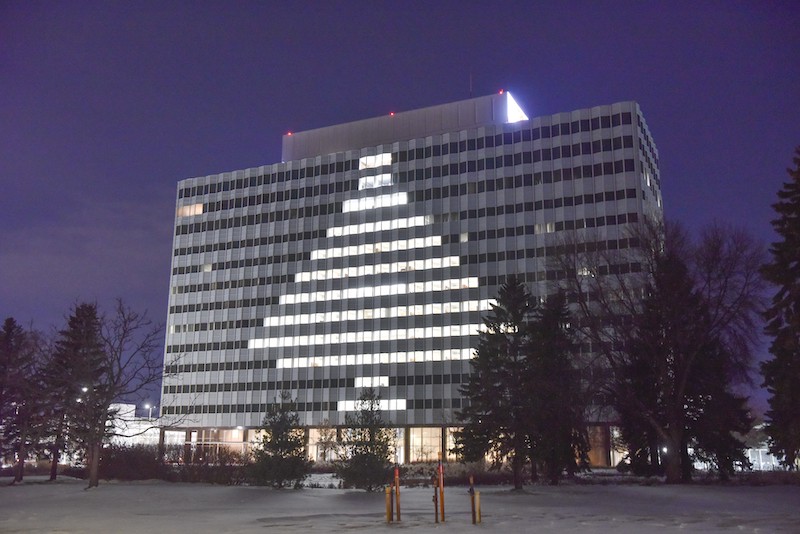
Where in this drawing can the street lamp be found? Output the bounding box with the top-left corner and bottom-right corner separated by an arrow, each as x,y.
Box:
144,403 -> 153,420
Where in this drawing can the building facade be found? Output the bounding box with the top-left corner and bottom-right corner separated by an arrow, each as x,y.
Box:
160,92 -> 662,464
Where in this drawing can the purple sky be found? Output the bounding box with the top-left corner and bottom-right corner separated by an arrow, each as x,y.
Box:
2,1 -> 798,408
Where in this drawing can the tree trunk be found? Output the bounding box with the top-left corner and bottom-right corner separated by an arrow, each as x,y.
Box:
13,421 -> 28,483
512,453 -> 524,490
13,441 -> 27,483
87,441 -> 101,488
663,433 -> 683,484
680,439 -> 692,482
50,416 -> 65,481
49,442 -> 60,481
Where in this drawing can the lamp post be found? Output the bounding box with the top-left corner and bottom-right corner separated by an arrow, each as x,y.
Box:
144,403 -> 153,420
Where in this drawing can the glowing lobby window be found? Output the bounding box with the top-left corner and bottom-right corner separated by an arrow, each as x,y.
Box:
358,173 -> 393,190
358,153 -> 392,170
505,92 -> 529,123
177,203 -> 203,217
342,192 -> 407,213
409,427 -> 442,462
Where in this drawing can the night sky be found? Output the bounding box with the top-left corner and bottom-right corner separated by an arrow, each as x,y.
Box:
2,2 -> 798,408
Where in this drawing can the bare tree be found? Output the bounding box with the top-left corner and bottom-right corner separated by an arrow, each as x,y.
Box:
46,300 -> 164,488
553,220 -> 765,483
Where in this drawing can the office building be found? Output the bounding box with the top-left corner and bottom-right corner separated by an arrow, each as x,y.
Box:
160,92 -> 662,464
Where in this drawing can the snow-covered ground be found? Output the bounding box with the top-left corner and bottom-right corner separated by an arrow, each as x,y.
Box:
1,475 -> 798,533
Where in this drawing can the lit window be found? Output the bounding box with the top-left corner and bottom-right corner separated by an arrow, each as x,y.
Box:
358,153 -> 392,170
177,203 -> 203,217
342,192 -> 408,213
358,173 -> 393,190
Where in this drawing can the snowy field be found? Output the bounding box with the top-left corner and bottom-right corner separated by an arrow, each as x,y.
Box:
1,475 -> 799,533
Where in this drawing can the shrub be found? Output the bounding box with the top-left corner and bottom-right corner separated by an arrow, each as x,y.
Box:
100,444 -> 163,480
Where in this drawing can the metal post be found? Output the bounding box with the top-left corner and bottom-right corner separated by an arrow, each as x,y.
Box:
432,476 -> 439,523
394,466 -> 401,521
438,460 -> 445,522
469,474 -> 476,524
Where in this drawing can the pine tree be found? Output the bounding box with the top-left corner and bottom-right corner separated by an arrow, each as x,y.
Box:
761,146 -> 800,469
335,388 -> 394,491
528,293 -> 590,484
0,318 -> 45,483
455,275 -> 537,489
45,303 -> 110,487
249,392 -> 312,488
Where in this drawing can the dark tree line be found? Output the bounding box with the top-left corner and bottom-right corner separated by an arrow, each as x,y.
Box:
0,300 -> 163,487
761,146 -> 800,469
458,214 -> 768,485
555,220 -> 765,483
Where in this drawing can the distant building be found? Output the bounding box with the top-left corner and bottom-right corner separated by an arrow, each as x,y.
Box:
108,404 -> 161,447
160,92 -> 663,464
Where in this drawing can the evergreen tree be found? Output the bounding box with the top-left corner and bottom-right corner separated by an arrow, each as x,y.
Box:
457,277 -> 589,487
334,388 -> 394,491
45,303 -> 110,488
0,318 -> 45,482
761,146 -> 800,469
249,392 -> 312,488
528,293 -> 590,484
687,339 -> 752,479
455,275 -> 537,489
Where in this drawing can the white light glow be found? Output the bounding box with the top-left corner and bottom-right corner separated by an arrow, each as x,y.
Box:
342,192 -> 407,213
339,398 -> 407,411
297,256 -> 459,281
358,153 -> 392,170
248,324 -> 483,349
263,299 -> 495,327
326,215 -> 430,238
358,173 -> 393,190
276,348 -> 475,369
177,203 -> 203,217
310,236 -> 441,261
355,376 -> 389,388
506,92 -> 529,123
280,277 -> 479,305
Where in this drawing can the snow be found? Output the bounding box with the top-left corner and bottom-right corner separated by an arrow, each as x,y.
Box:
1,475 -> 798,533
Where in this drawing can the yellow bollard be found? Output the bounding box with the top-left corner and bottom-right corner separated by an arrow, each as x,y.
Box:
475,491 -> 481,524
385,486 -> 393,522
